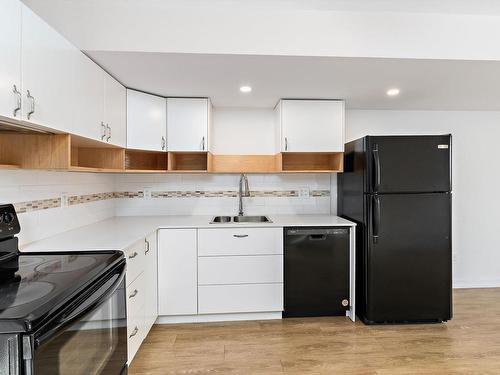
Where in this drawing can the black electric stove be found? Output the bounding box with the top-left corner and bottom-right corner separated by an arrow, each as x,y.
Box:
0,204 -> 128,374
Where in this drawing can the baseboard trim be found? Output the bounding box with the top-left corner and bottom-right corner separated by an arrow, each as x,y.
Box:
453,281 -> 500,289
156,312 -> 282,324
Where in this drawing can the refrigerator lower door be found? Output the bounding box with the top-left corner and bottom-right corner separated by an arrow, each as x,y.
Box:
366,135 -> 451,194
365,193 -> 452,323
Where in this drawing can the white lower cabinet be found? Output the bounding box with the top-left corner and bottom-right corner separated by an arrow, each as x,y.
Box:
158,229 -> 198,316
157,227 -> 284,320
125,236 -> 158,364
198,284 -> 283,314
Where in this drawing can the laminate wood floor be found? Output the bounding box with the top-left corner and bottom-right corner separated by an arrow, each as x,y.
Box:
129,288 -> 500,374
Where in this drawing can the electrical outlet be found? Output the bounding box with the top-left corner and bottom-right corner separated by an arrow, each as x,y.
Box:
298,187 -> 310,198
60,193 -> 68,207
143,187 -> 152,199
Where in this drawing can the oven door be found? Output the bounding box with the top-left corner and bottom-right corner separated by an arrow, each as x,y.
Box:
23,260 -> 127,375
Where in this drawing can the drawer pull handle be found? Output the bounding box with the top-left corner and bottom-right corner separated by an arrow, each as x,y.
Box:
145,239 -> 150,254
129,326 -> 139,338
129,289 -> 138,298
128,252 -> 138,259
233,234 -> 248,238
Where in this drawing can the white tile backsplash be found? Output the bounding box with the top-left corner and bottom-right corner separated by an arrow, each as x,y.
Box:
0,170 -> 116,246
1,170 -> 335,246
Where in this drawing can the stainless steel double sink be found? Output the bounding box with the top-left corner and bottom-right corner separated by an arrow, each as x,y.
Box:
210,215 -> 272,224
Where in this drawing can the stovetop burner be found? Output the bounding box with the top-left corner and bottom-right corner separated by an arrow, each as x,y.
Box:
35,255 -> 98,274
0,280 -> 55,309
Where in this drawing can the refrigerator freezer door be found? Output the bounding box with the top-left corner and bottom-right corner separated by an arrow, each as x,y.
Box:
365,193 -> 452,323
366,135 -> 451,193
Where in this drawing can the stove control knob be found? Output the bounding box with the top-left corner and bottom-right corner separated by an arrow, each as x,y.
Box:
2,212 -> 14,224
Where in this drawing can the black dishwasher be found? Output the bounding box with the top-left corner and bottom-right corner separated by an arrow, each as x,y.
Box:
284,227 -> 350,317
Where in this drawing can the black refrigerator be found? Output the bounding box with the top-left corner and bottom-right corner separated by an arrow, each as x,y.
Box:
338,135 -> 452,324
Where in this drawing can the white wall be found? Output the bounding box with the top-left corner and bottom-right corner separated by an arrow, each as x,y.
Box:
345,109 -> 500,288
0,170 -> 115,246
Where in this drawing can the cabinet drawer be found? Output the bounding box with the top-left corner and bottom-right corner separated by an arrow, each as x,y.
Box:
198,228 -> 283,256
198,284 -> 283,314
126,272 -> 145,319
198,255 -> 283,285
127,315 -> 143,364
125,239 -> 145,286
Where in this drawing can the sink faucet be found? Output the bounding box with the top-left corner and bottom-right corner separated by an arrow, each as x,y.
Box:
238,174 -> 250,216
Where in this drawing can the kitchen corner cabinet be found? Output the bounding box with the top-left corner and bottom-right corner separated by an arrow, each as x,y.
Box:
104,73 -> 126,147
21,3 -> 79,133
158,229 -> 198,315
127,90 -> 167,152
276,99 -> 345,152
0,0 -> 22,122
166,98 -> 210,152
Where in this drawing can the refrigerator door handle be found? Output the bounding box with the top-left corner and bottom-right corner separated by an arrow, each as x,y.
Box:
372,145 -> 381,192
372,195 -> 380,243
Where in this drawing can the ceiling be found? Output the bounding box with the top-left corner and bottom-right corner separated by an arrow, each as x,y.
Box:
88,51 -> 500,110
22,0 -> 500,15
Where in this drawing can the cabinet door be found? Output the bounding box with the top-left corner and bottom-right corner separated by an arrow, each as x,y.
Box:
72,53 -> 105,141
158,229 -> 197,316
104,73 -> 126,147
0,0 -> 22,121
21,4 -> 78,132
144,232 -> 158,332
166,98 -> 208,151
127,90 -> 166,151
280,100 -> 344,152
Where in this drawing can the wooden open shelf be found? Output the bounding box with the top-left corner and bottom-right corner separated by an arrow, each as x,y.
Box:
70,135 -> 124,172
0,132 -> 71,169
125,149 -> 168,172
0,133 -> 344,174
279,152 -> 343,172
208,154 -> 278,173
168,152 -> 208,172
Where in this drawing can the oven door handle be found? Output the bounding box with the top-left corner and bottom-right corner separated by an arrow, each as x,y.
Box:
33,260 -> 126,348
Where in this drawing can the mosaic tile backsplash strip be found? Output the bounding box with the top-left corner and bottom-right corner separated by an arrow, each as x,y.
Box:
13,190 -> 331,214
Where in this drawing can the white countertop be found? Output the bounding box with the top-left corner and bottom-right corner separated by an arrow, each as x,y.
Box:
21,214 -> 355,253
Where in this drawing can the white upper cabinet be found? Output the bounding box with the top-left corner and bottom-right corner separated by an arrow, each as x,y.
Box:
0,0 -> 22,122
104,73 -> 126,147
73,53 -> 105,141
127,90 -> 166,152
21,4 -> 79,133
166,98 -> 210,152
276,99 -> 345,152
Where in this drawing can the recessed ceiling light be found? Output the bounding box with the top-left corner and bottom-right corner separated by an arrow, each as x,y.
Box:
240,85 -> 252,93
386,88 -> 400,96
